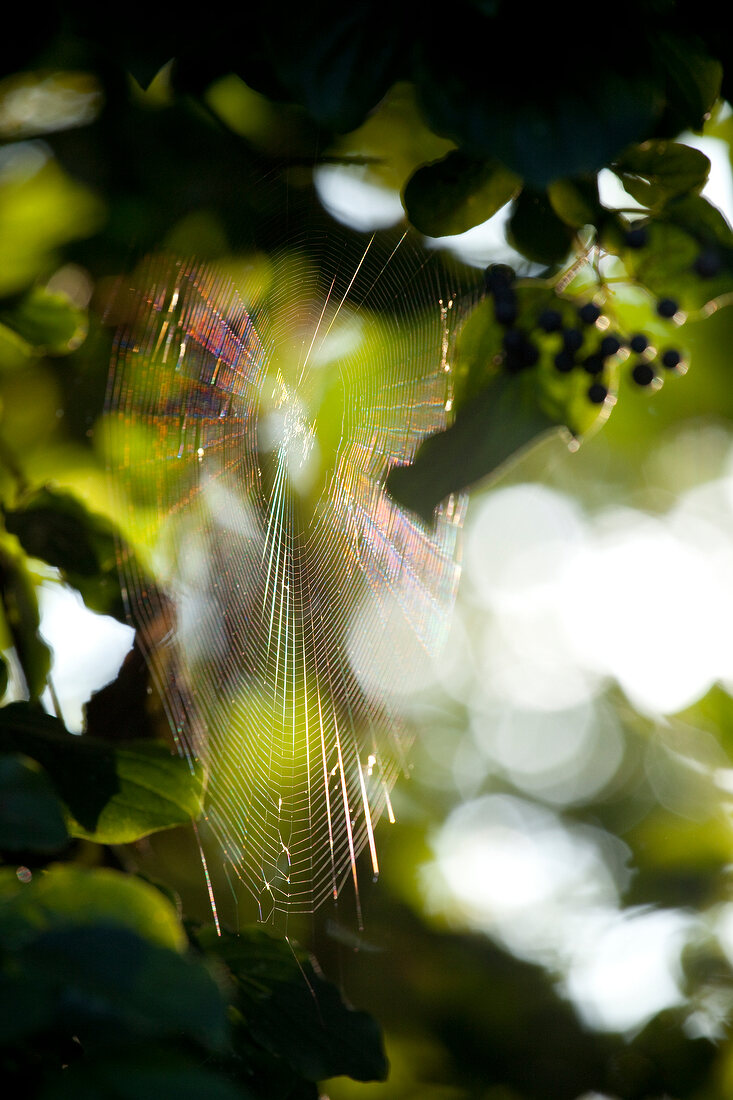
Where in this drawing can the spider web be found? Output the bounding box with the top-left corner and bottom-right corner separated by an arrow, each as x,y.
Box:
105,232 -> 465,923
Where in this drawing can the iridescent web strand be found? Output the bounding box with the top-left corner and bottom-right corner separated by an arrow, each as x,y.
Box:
106,244 -> 464,922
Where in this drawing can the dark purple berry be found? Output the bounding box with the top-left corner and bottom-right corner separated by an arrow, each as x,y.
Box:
629,333 -> 648,354
521,341 -> 540,368
588,382 -> 608,404
600,335 -> 621,358
694,248 -> 721,278
563,328 -> 583,353
538,308 -> 563,333
578,302 -> 602,325
502,328 -> 525,353
657,297 -> 678,319
554,350 -> 575,372
632,362 -> 655,386
661,348 -> 682,370
502,329 -> 539,372
494,292 -> 518,326
505,346 -> 537,372
583,353 -> 604,375
484,264 -> 515,292
625,224 -> 648,249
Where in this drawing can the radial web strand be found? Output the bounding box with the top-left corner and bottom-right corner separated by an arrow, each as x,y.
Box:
105,240 -> 465,921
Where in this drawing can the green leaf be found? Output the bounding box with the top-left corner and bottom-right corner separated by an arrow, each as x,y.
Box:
0,703 -> 204,843
617,213 -> 733,311
197,925 -> 388,1083
0,545 -> 51,701
0,319 -> 34,372
386,371 -> 567,522
507,189 -> 575,265
662,193 -> 733,248
0,752 -> 68,851
3,486 -> 128,622
620,220 -> 700,304
70,739 -> 203,843
0,923 -> 229,1050
547,177 -> 604,229
613,141 -> 711,208
0,863 -> 186,951
0,287 -> 87,355
402,151 -> 520,237
0,151 -> 104,299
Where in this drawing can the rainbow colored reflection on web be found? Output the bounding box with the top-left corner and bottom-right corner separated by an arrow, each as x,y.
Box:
105,242 -> 465,925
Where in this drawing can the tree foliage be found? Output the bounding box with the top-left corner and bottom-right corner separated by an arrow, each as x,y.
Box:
3,3 -> 733,1097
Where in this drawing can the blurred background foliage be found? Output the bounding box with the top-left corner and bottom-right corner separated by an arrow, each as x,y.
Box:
5,2 -> 733,1097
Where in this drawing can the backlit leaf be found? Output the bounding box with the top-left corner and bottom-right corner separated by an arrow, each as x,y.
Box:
4,485 -> 128,622
0,863 -> 185,952
0,703 -> 203,844
403,151 -> 520,237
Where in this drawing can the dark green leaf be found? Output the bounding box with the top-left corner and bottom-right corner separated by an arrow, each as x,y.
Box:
197,925 -> 388,1083
652,31 -> 722,135
613,141 -> 711,208
0,968 -> 56,1045
38,1050 -> 252,1100
0,863 -> 186,951
0,288 -> 86,355
0,752 -> 68,851
4,486 -> 128,622
0,924 -> 229,1050
0,703 -> 119,834
220,1026 -> 319,1100
240,6 -> 405,132
414,18 -> 662,188
386,371 -> 567,522
507,189 -> 575,265
0,546 -> 51,701
0,702 -> 203,843
403,151 -> 520,237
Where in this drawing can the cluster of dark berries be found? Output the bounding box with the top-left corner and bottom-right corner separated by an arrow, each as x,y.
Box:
484,265 -> 533,371
626,336 -> 685,388
552,299 -> 619,403
483,264 -> 687,401
484,264 -> 519,326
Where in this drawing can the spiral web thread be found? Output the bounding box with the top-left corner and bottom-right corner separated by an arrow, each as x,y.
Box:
105,241 -> 464,922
